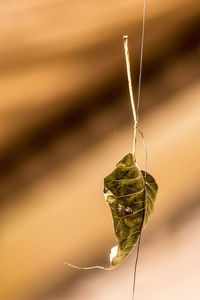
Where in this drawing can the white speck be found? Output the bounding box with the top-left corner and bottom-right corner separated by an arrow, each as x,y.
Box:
110,245 -> 118,262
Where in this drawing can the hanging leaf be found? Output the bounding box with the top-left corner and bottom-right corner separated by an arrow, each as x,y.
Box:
104,152 -> 158,268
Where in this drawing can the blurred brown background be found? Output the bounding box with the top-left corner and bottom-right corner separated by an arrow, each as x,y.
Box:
0,0 -> 200,299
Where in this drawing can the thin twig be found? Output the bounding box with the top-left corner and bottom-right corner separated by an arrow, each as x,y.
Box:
123,35 -> 138,157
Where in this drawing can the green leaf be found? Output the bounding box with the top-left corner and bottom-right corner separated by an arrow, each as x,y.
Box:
104,153 -> 158,268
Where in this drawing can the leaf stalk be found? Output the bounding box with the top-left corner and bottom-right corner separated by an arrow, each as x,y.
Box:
123,35 -> 138,158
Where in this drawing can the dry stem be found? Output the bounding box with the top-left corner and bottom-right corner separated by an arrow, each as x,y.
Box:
123,35 -> 137,157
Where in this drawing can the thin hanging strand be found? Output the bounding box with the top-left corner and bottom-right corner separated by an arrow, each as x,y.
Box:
123,35 -> 138,157
138,129 -> 148,177
132,235 -> 141,300
137,0 -> 146,120
132,130 -> 148,300
132,0 -> 147,299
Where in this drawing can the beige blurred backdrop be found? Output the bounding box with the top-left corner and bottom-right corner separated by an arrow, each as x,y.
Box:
0,0 -> 200,300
